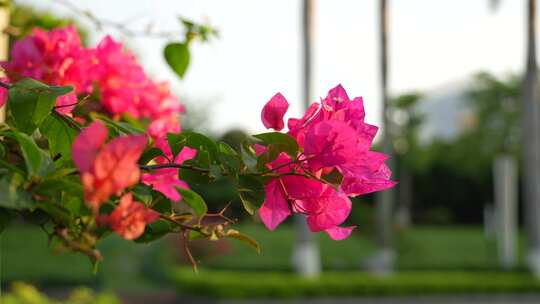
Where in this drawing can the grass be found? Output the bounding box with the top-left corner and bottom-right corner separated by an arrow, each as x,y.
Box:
0,224 -> 175,290
201,224 -> 526,271
0,222 -> 530,297
173,269 -> 540,298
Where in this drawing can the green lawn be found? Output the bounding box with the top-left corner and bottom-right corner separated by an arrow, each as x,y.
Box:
0,223 -> 529,294
201,224 -> 526,271
0,224 -> 175,290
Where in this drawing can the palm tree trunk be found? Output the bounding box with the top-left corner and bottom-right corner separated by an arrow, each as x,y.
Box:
291,0 -> 321,277
522,0 -> 540,277
370,0 -> 395,274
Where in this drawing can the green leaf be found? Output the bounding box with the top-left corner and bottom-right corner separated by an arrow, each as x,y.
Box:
9,131 -> 50,178
237,174 -> 265,215
40,114 -> 78,165
38,202 -> 72,226
240,139 -> 257,172
132,184 -> 153,206
226,229 -> 261,254
135,220 -> 172,243
253,132 -> 299,157
90,113 -> 145,135
139,147 -> 166,165
33,177 -> 83,198
168,131 -> 218,162
164,42 -> 190,79
218,142 -> 242,175
62,195 -> 85,217
151,194 -> 173,214
177,187 -> 207,217
256,144 -> 280,171
0,176 -> 36,210
189,230 -> 205,240
8,78 -> 72,134
178,159 -> 211,184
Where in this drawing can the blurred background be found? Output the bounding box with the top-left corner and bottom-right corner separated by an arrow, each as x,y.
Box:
3,0 -> 540,303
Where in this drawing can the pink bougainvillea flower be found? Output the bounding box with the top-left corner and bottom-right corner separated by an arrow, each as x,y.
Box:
2,27 -> 185,134
2,26 -> 97,113
258,84 -> 396,240
259,179 -> 291,230
303,120 -> 359,171
339,151 -> 396,196
101,193 -> 159,240
261,92 -> 289,131
258,173 -> 355,240
72,121 -> 147,211
142,146 -> 197,202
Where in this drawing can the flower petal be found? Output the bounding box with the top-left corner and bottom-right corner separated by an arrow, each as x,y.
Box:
324,84 -> 351,106
72,121 -> 108,173
84,134 -> 147,208
305,188 -> 352,232
261,92 -> 289,131
109,193 -> 159,240
259,180 -> 291,230
325,225 -> 356,240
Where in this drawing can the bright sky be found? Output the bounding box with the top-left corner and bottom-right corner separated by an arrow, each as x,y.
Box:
17,0 -> 528,136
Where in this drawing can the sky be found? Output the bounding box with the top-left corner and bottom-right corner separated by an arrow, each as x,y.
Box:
17,0 -> 528,136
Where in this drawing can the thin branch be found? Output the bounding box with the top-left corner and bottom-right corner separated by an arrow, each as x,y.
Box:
160,214 -> 210,236
54,0 -> 185,39
140,163 -> 210,173
182,230 -> 198,272
203,201 -> 236,224
54,227 -> 103,262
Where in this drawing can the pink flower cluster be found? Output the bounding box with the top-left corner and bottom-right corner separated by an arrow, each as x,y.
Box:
1,26 -> 189,202
73,121 -> 161,240
259,84 -> 396,240
0,26 -> 183,137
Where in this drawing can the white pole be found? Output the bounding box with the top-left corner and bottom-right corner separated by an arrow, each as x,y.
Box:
291,0 -> 321,277
494,155 -> 518,270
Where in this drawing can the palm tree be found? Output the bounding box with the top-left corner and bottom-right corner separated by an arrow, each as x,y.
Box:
291,0 -> 321,277
491,0 -> 540,275
521,0 -> 540,276
364,0 -> 395,274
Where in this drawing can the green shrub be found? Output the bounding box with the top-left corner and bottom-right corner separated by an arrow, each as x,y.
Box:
173,269 -> 540,298
0,282 -> 120,304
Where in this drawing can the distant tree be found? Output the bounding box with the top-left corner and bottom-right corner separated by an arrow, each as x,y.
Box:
392,92 -> 424,228
464,73 -> 521,156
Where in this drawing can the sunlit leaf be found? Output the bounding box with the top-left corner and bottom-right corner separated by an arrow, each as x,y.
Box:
164,43 -> 190,79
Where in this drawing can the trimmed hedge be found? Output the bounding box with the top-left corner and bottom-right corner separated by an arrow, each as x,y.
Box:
173,269 -> 540,298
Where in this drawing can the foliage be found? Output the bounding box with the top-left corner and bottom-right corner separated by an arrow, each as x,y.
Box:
391,92 -> 427,170
390,72 -> 522,224
464,72 -> 521,156
0,282 -> 119,304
